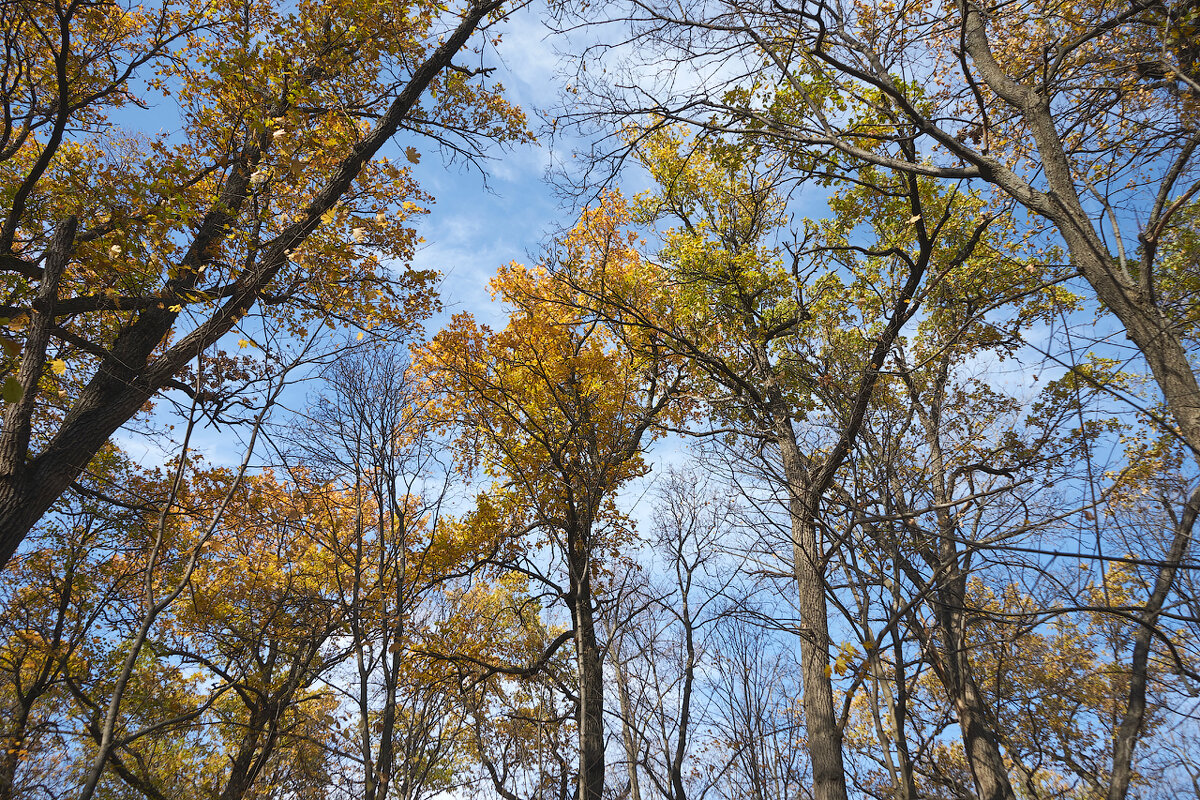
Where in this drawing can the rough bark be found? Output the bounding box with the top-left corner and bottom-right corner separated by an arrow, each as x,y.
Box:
910,367 -> 1019,800
570,525 -> 606,800
770,400 -> 848,800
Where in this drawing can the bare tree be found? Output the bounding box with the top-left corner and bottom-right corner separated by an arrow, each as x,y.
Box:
291,341 -> 464,800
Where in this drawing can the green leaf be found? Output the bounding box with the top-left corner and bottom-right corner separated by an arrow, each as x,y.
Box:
3,377 -> 23,403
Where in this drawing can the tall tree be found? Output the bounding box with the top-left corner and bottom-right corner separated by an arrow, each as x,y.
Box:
0,0 -> 530,565
422,260 -> 684,800
575,0 -> 1199,460
559,126 -> 1011,800
565,5 -> 1200,791
291,342 -> 466,800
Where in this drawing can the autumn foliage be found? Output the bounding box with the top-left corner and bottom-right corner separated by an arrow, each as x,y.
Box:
1,0 -> 1200,799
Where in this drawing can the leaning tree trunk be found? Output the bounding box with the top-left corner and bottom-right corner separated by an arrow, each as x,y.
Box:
959,0 -> 1200,459
0,2 -> 505,569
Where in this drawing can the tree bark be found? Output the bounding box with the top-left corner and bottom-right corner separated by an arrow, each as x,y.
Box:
958,0 -> 1200,459
772,412 -> 849,800
608,619 -> 644,800
570,526 -> 606,800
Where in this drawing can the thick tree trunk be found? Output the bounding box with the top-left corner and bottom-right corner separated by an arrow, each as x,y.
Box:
570,530 -> 606,800
774,424 -> 849,800
932,573 -> 1019,800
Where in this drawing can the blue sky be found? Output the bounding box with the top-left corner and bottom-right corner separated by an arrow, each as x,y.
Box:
405,5 -> 576,328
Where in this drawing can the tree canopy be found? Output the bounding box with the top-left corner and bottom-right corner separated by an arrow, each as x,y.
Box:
1,0 -> 1198,799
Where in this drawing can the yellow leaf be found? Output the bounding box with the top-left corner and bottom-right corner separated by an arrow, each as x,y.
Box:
50,359 -> 66,376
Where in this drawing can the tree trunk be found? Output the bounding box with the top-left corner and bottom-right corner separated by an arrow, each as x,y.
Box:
570,528 -> 606,800
959,0 -> 1200,459
774,421 -> 849,800
608,620 -> 644,800
0,1 -> 504,569
931,570 -> 1019,800
218,705 -> 276,800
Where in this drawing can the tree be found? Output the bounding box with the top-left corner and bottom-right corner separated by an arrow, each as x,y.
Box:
606,467 -> 766,800
440,575 -> 578,800
557,124 -> 1019,800
574,0 -> 1199,460
0,0 -> 530,566
0,445 -> 155,800
562,4 -> 1200,793
0,352 -> 506,799
422,259 -> 684,800
817,253 -> 1200,800
290,342 -> 469,800
165,469 -> 372,800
